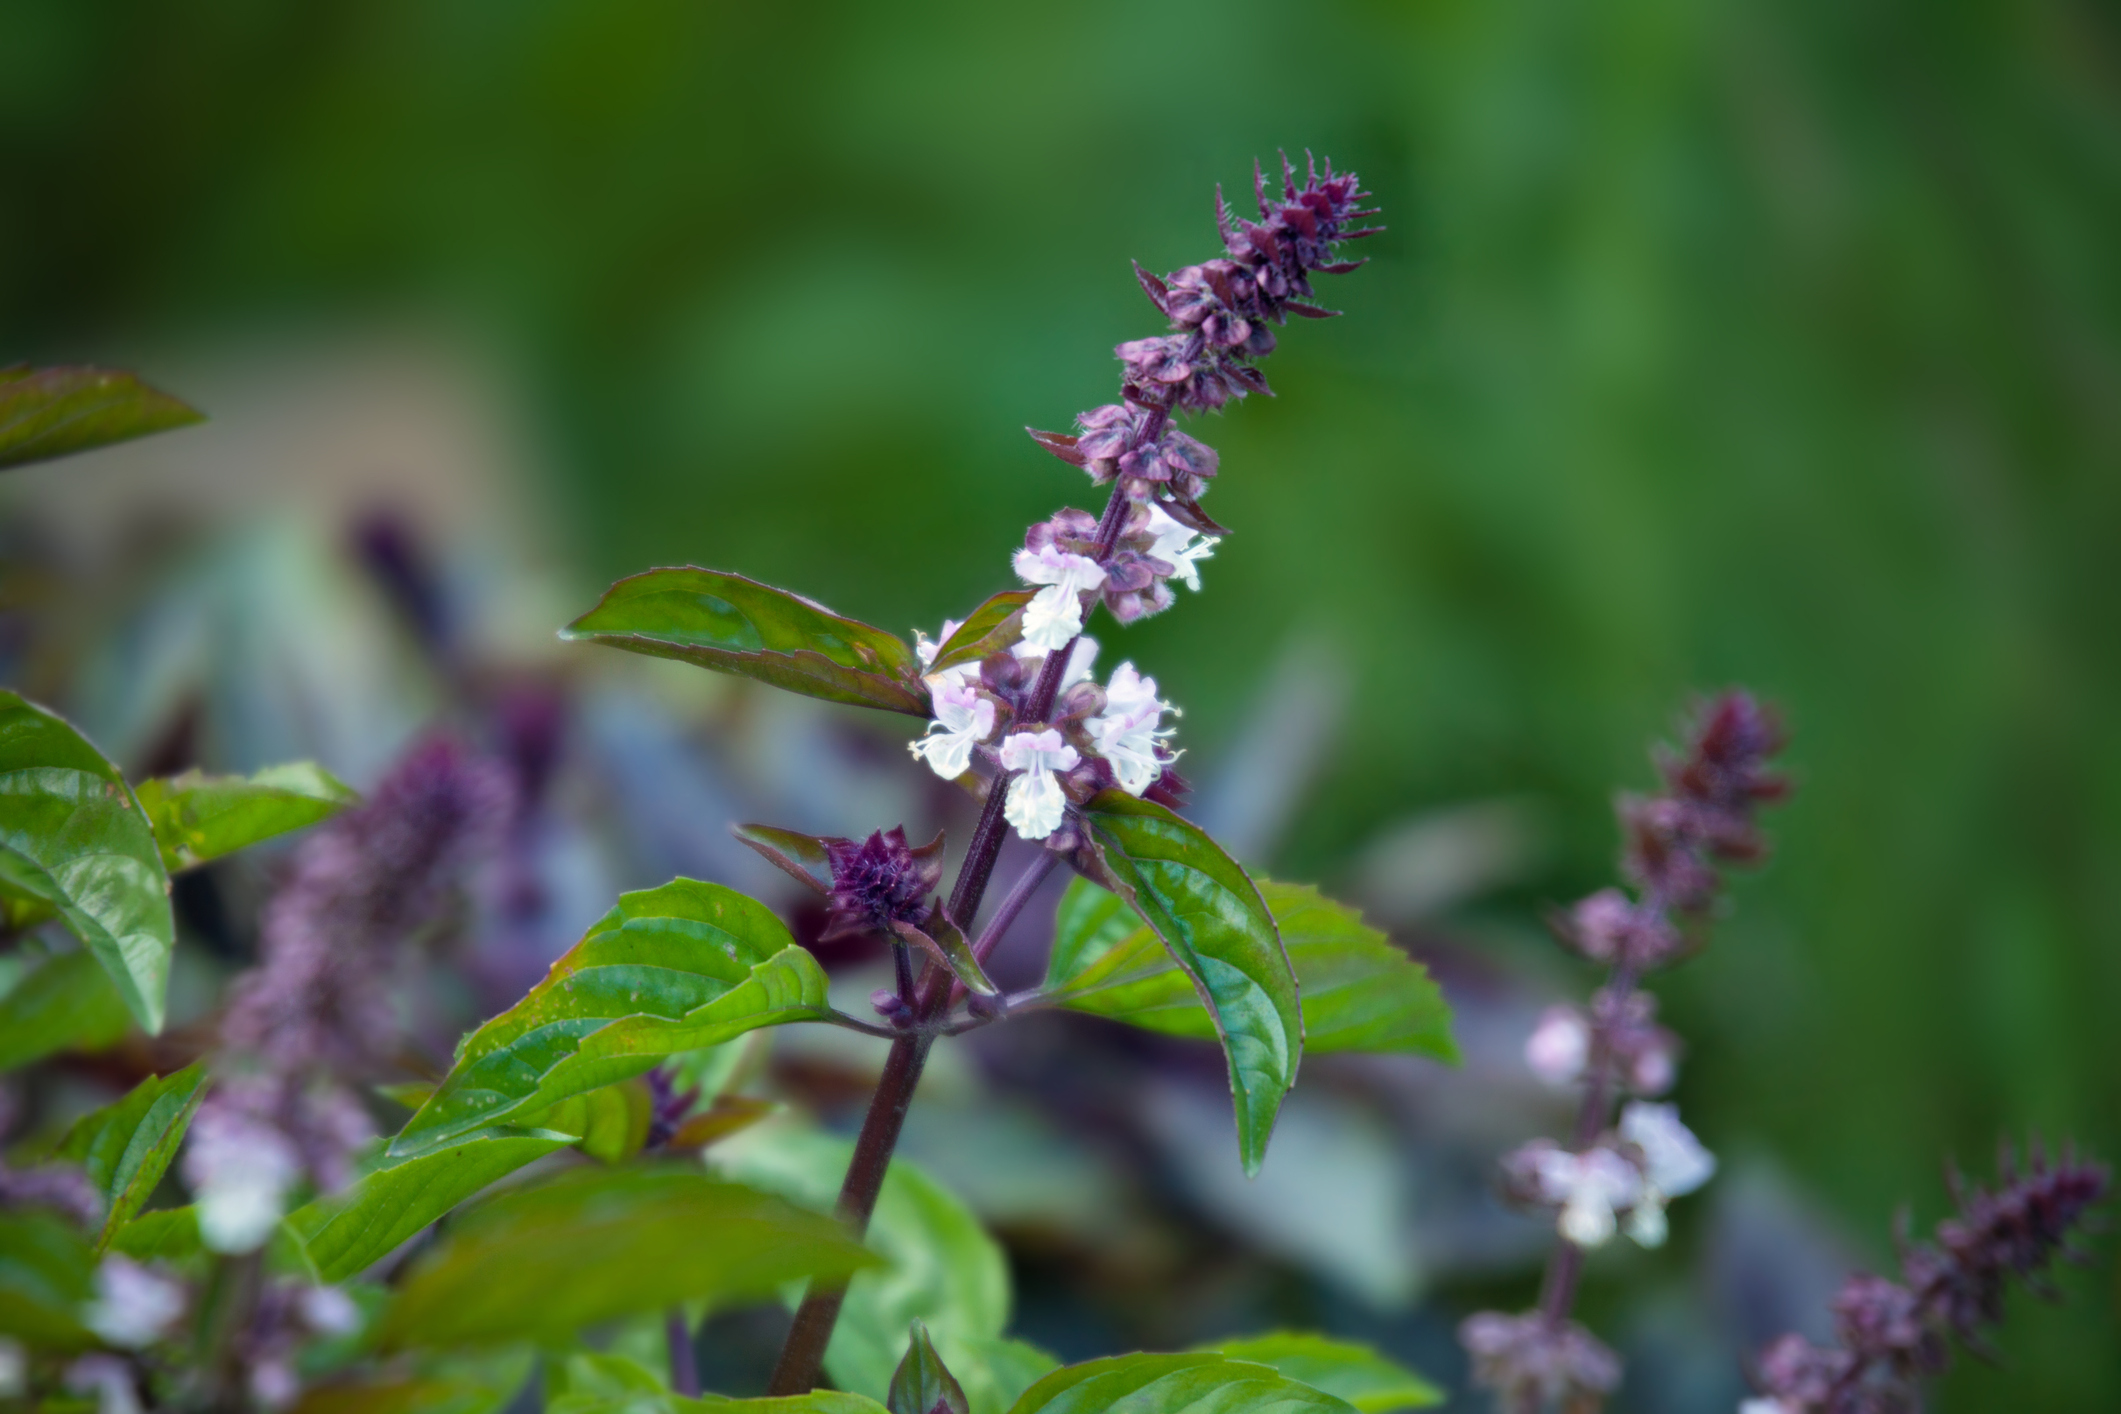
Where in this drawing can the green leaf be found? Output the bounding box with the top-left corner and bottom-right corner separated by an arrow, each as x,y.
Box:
891,1320 -> 971,1414
132,762 -> 357,872
949,1338 -> 1062,1414
288,1351 -> 535,1414
391,878 -> 835,1156
734,823 -> 837,893
928,591 -> 1037,675
1075,792 -> 1301,1176
0,1210 -> 95,1347
0,365 -> 204,471
892,915 -> 998,998
56,1060 -> 210,1250
1192,1336 -> 1442,1413
563,568 -> 929,716
0,948 -> 132,1072
0,690 -> 174,1032
1005,1354 -> 1359,1414
377,1167 -> 878,1348
712,1125 -> 1010,1407
554,1396 -> 889,1414
1045,876 -> 1144,986
526,1076 -> 656,1165
107,1207 -> 203,1263
285,1127 -> 577,1283
1046,881 -> 1457,1063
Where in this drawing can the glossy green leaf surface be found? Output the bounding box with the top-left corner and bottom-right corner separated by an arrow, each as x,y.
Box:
1046,881 -> 1456,1063
928,590 -> 1036,674
1076,792 -> 1300,1176
1006,1354 -> 1359,1414
0,1210 -> 94,1347
0,364 -> 204,471
564,568 -> 929,716
713,1124 -> 1011,1409
287,1127 -> 577,1283
0,948 -> 132,1071
891,1320 -> 971,1414
378,1167 -> 877,1348
57,1060 -> 210,1249
1193,1336 -> 1442,1412
133,761 -> 356,871
0,691 -> 174,1031
108,1207 -> 203,1263
391,879 -> 834,1156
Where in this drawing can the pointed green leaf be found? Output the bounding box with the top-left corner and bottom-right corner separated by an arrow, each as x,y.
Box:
133,762 -> 357,872
734,823 -> 837,893
1193,1336 -> 1442,1412
1076,792 -> 1300,1175
378,1167 -> 878,1348
0,1210 -> 95,1347
892,916 -> 998,998
107,1207 -> 203,1263
0,691 -> 174,1031
928,591 -> 1037,675
564,568 -> 929,716
712,1125 -> 1010,1406
1045,876 -> 1145,986
0,365 -> 204,471
286,1127 -> 578,1283
390,879 -> 835,1156
57,1060 -> 210,1250
1046,881 -> 1456,1063
0,948 -> 132,1072
1005,1354 -> 1358,1414
891,1320 -> 971,1414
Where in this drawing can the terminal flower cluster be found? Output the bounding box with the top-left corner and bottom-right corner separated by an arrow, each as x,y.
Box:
1742,1142 -> 2108,1413
906,155 -> 1369,846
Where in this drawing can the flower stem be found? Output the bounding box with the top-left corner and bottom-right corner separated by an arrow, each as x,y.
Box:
769,482 -> 1131,1392
1536,957 -> 1644,1327
667,1307 -> 701,1396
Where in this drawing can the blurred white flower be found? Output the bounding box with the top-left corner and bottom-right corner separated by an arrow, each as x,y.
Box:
1621,1101 -> 1716,1198
65,1356 -> 140,1414
251,1360 -> 300,1410
1525,1006 -> 1590,1086
0,1338 -> 25,1398
82,1256 -> 185,1349
1087,662 -> 1176,795
298,1284 -> 361,1336
182,1106 -> 302,1254
999,728 -> 1079,840
909,679 -> 996,779
1012,634 -> 1099,691
1533,1146 -> 1642,1249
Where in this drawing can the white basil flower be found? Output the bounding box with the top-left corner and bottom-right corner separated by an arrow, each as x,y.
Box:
998,728 -> 1080,840
1012,634 -> 1100,691
909,679 -> 996,779
1142,502 -> 1219,591
82,1256 -> 185,1349
1086,662 -> 1176,795
1621,1101 -> 1716,1198
913,618 -> 971,684
1013,545 -> 1107,650
182,1107 -> 302,1255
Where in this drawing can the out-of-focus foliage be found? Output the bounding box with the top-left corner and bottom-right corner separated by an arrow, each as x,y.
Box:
1,0 -> 2116,1406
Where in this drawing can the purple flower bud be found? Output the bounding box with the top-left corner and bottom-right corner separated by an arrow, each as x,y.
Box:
822,828 -> 945,942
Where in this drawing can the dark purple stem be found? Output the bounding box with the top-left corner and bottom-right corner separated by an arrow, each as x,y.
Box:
667,1308 -> 701,1396
771,475 -> 1135,1393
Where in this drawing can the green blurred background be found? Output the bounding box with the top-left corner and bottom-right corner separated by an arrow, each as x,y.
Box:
3,0 -> 2116,1406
